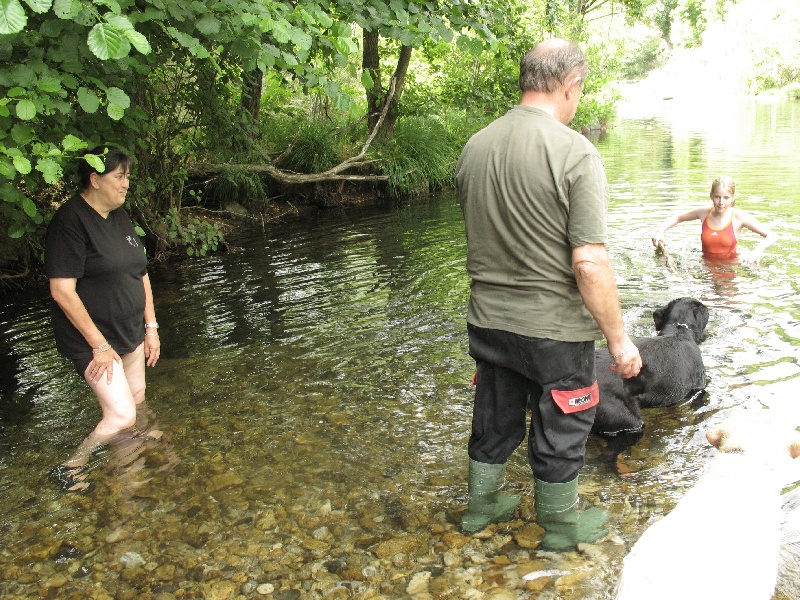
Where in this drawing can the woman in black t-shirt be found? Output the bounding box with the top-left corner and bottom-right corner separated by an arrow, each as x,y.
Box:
45,146 -> 161,493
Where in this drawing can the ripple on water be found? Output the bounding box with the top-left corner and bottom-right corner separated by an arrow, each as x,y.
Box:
2,102 -> 800,597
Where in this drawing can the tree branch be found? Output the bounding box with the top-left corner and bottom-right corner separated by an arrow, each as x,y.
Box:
189,77 -> 399,185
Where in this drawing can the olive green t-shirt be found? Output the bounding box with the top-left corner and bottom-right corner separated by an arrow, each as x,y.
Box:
455,105 -> 609,342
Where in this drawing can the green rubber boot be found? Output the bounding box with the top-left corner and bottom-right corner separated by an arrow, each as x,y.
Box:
460,459 -> 521,534
534,477 -> 607,550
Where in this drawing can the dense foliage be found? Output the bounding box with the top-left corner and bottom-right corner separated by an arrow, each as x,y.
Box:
0,0 -> 798,280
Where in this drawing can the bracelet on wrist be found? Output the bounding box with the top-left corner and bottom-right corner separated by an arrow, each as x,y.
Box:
610,341 -> 633,361
145,322 -> 159,329
145,332 -> 159,338
93,342 -> 111,353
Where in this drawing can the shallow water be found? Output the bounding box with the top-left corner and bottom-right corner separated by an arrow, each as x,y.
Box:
1,96 -> 800,599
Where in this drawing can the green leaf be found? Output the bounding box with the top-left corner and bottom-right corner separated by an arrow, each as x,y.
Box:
22,0 -> 51,14
167,27 -> 198,49
105,86 -> 129,109
106,14 -> 133,30
124,29 -> 151,55
0,158 -> 14,178
62,134 -> 87,152
134,225 -> 145,236
77,87 -> 100,113
53,0 -> 80,19
88,23 -> 123,60
21,196 -> 37,217
12,154 -> 32,174
8,223 -> 26,239
98,0 -> 120,14
11,122 -> 34,144
291,29 -> 312,52
35,157 -> 63,184
272,21 -> 290,44
84,153 -> 105,172
37,75 -> 64,94
15,98 -> 36,120
107,103 -> 124,120
332,36 -> 357,56
189,43 -> 210,59
0,0 -> 27,34
195,14 -> 220,35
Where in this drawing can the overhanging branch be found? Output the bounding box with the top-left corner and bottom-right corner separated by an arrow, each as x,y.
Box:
189,77 -> 398,185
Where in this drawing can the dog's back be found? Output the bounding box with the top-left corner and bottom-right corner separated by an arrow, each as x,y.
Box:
592,298 -> 708,454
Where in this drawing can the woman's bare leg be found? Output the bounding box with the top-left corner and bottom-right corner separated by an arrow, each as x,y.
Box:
63,344 -> 145,468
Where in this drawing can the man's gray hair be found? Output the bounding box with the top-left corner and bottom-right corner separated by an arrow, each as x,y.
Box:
519,39 -> 589,93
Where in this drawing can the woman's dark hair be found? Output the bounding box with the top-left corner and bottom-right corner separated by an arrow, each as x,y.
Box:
78,146 -> 134,189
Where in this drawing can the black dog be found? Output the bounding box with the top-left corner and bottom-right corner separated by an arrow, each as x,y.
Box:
592,297 -> 709,459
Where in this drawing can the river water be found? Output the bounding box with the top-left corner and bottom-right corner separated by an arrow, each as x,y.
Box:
1,95 -> 799,599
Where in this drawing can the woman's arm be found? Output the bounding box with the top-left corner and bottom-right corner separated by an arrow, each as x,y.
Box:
651,207 -> 707,246
49,277 -> 120,383
737,211 -> 777,263
142,273 -> 161,367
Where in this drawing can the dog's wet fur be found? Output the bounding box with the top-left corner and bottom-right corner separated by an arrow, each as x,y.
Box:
593,297 -> 710,458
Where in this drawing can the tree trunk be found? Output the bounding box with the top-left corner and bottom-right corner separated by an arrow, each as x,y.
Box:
241,68 -> 263,122
381,45 -> 412,139
363,29 -> 382,134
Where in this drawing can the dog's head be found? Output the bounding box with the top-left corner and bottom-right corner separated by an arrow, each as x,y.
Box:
706,413 -> 800,461
653,297 -> 709,344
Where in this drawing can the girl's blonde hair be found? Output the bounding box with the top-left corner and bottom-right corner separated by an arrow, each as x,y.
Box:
710,176 -> 736,197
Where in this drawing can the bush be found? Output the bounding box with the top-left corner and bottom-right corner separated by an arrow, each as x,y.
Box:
376,116 -> 462,197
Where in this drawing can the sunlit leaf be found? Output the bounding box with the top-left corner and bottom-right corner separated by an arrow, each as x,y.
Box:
12,154 -> 32,174
106,14 -> 133,30
0,0 -> 27,34
62,134 -> 87,151
167,27 -> 198,49
105,87 -> 130,109
332,36 -> 357,56
53,0 -> 80,19
15,98 -> 36,120
35,157 -> 63,183
22,0 -> 51,13
84,153 -> 105,172
88,23 -> 123,60
124,29 -> 151,55
272,21 -> 290,44
107,103 -> 124,120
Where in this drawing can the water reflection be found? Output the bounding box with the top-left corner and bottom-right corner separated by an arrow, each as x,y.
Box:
0,98 -> 799,598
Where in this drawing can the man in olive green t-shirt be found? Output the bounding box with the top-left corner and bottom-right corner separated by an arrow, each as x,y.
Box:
455,39 -> 642,549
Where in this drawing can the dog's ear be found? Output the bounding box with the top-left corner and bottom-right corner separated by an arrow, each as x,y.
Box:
692,302 -> 710,343
706,428 -> 726,448
790,441 -> 800,459
694,302 -> 710,330
653,305 -> 668,332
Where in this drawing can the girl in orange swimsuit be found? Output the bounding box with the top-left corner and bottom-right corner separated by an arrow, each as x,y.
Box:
651,176 -> 777,263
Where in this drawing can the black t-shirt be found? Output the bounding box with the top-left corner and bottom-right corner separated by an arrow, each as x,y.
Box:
45,195 -> 148,359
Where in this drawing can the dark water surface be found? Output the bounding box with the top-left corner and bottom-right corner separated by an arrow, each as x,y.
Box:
1,96 -> 799,599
